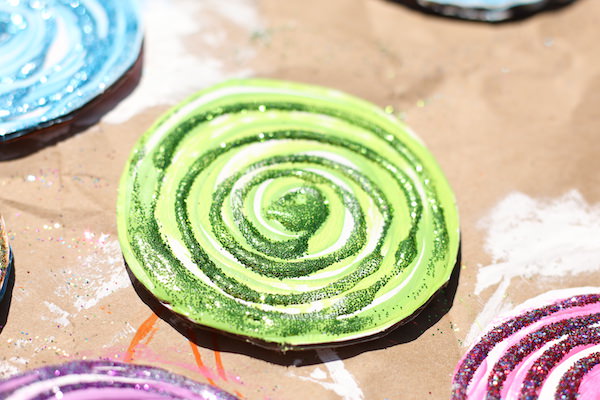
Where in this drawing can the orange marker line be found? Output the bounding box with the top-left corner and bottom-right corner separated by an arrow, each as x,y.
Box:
143,323 -> 159,345
212,334 -> 227,381
124,313 -> 158,362
189,341 -> 217,386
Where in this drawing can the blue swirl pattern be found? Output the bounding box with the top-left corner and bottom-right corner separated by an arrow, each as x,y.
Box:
0,0 -> 142,141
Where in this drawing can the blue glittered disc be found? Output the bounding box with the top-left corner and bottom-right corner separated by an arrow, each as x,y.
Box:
0,0 -> 143,141
414,0 -> 574,21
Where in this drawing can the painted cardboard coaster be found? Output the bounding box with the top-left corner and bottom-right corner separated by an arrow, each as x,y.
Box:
117,79 -> 460,349
0,216 -> 11,301
452,287 -> 600,399
0,0 -> 143,142
410,0 -> 574,21
0,360 -> 239,399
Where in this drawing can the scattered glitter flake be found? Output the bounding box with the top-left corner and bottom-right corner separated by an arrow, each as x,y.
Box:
70,175 -> 108,189
21,169 -> 61,187
83,230 -> 95,241
52,236 -> 128,311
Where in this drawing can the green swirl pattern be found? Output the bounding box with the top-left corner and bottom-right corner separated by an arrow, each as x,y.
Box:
117,79 -> 459,348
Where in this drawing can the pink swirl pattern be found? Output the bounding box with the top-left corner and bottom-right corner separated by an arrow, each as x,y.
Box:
451,287 -> 600,400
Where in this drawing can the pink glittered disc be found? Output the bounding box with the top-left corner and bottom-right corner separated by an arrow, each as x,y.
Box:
452,287 -> 600,400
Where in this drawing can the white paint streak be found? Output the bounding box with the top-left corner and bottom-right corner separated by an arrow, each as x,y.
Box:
7,339 -> 31,349
467,190 -> 600,345
311,349 -> 365,400
309,367 -> 328,380
0,357 -> 29,379
73,239 -> 129,311
0,362 -> 19,378
8,357 -> 28,366
0,358 -> 28,378
103,322 -> 136,348
103,0 -> 260,124
43,301 -> 71,327
290,350 -> 364,399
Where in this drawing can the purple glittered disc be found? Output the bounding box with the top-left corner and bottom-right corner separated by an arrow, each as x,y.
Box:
0,360 -> 239,400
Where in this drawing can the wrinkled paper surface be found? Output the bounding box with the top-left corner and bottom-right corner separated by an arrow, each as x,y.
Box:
1,0 -> 600,398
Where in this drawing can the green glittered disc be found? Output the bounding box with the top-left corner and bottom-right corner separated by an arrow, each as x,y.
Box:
117,79 -> 459,349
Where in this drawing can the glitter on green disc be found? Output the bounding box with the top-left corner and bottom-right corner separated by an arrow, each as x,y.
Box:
117,79 -> 460,349
266,186 -> 328,234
